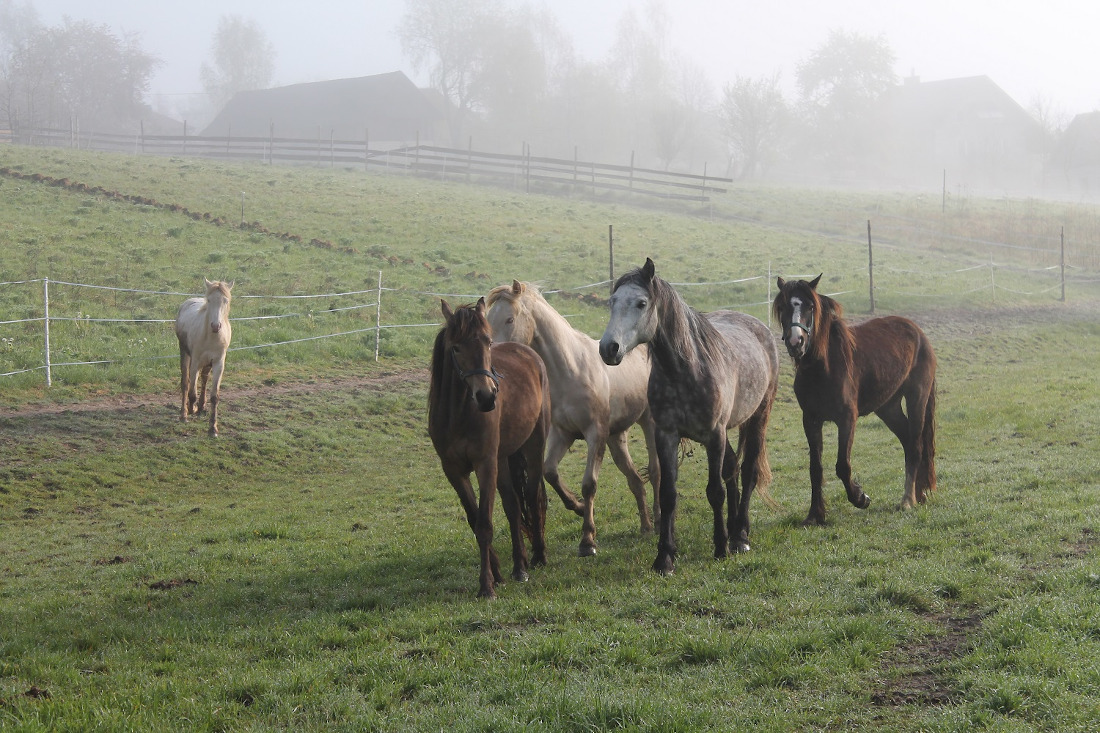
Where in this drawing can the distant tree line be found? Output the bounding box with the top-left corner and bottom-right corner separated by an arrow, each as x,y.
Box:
397,1 -> 913,179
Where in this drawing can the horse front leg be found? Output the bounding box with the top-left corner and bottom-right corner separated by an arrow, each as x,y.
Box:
607,430 -> 653,534
443,464 -> 502,598
474,460 -> 502,599
652,427 -> 680,575
206,358 -> 226,437
803,412 -> 828,525
195,363 -> 211,415
705,434 -> 730,559
576,426 -> 607,557
835,411 -> 871,510
639,409 -> 661,528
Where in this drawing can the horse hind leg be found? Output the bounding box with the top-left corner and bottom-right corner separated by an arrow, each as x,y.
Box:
515,435 -> 549,567
496,454 -> 531,584
705,435 -> 730,559
178,350 -> 191,422
543,427 -> 584,516
722,438 -> 746,553
607,430 -> 654,534
876,399 -> 920,509
196,363 -> 211,414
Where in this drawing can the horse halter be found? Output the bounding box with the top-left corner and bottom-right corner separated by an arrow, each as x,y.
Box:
451,346 -> 503,386
783,310 -> 814,344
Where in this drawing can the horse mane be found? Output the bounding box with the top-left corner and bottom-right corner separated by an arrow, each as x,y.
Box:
207,280 -> 233,298
614,266 -> 725,372
805,286 -> 853,365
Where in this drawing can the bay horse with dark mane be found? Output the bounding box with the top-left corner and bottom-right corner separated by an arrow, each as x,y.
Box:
772,275 -> 937,524
429,298 -> 552,598
600,258 -> 779,575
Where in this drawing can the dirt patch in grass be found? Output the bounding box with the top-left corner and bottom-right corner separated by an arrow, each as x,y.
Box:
871,612 -> 981,707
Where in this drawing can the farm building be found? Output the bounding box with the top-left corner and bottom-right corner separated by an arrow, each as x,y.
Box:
199,71 -> 446,146
874,75 -> 1046,193
1049,111 -> 1100,198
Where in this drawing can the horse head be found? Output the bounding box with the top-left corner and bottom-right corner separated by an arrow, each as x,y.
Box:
441,297 -> 500,412
203,278 -> 234,334
486,280 -> 535,346
773,274 -> 822,361
600,257 -> 659,366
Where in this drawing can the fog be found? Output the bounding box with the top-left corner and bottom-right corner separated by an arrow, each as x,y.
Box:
11,0 -> 1100,196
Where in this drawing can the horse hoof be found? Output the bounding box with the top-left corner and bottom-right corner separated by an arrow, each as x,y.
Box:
531,554 -> 547,567
512,570 -> 529,583
802,515 -> 826,527
477,588 -> 497,600
733,541 -> 751,553
578,543 -> 597,558
854,493 -> 871,509
652,557 -> 675,575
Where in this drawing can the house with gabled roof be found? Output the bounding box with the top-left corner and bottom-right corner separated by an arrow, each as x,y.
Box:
200,71 -> 445,145
1050,111 -> 1100,198
874,75 -> 1045,193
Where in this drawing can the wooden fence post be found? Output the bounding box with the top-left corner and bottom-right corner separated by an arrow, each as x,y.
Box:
608,224 -> 615,296
1058,227 -> 1065,303
867,220 -> 876,314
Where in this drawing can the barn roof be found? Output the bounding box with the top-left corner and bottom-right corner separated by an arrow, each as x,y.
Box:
199,71 -> 443,143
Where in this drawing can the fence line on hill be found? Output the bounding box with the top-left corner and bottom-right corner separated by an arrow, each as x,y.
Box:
1,125 -> 730,203
1,237 -> 1092,385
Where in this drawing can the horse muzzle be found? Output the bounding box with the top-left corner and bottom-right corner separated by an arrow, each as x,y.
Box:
473,386 -> 498,412
599,339 -> 624,366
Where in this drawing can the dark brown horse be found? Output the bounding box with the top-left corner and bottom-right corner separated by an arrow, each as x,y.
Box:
772,275 -> 937,524
429,298 -> 552,598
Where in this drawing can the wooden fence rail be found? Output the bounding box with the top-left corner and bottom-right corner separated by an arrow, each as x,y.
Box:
0,126 -> 730,202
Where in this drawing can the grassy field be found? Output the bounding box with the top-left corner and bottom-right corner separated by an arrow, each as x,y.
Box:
1,147 -> 1099,731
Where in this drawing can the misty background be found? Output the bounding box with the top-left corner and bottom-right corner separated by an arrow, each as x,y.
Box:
2,0 -> 1099,196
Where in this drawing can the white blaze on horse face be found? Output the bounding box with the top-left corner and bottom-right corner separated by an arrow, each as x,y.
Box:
600,282 -> 653,365
787,296 -> 806,350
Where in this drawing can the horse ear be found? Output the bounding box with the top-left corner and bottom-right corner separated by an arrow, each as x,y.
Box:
809,274 -> 822,290
511,279 -> 523,295
476,296 -> 487,315
203,277 -> 213,289
642,258 -> 655,281
226,280 -> 235,291
777,277 -> 786,289
440,299 -> 454,322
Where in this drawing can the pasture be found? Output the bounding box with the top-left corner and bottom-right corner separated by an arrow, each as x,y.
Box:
2,147 -> 1099,730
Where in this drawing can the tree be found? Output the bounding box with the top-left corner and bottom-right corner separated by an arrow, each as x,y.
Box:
720,73 -> 789,179
398,0 -> 506,146
200,15 -> 275,111
2,14 -> 159,131
796,29 -> 896,171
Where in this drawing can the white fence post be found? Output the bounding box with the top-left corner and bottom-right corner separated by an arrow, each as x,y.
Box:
375,270 -> 382,362
43,277 -> 52,387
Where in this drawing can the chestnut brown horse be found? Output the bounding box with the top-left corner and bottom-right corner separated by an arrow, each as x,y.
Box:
429,298 -> 552,598
772,275 -> 937,524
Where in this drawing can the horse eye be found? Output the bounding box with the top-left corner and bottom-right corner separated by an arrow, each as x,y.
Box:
636,299 -> 647,309
507,317 -> 514,324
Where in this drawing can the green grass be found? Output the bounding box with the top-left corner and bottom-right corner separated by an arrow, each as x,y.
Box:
1,147 -> 1100,731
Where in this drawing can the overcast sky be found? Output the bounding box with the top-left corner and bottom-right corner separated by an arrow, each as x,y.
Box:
29,0 -> 1100,120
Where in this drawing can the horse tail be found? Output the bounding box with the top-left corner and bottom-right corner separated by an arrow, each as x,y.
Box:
743,369 -> 780,510
922,378 -> 937,494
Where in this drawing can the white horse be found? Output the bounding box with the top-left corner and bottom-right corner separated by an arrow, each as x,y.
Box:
175,279 -> 233,436
487,280 -> 659,556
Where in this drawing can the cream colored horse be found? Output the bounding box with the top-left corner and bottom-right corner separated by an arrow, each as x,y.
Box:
487,280 -> 659,556
175,279 -> 233,436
